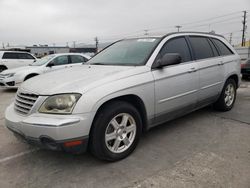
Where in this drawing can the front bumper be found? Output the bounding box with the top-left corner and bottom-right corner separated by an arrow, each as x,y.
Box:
0,77 -> 19,88
5,103 -> 94,153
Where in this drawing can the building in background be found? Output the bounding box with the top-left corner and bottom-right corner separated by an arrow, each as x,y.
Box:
26,45 -> 70,58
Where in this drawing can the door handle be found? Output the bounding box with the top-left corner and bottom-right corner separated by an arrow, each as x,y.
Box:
188,67 -> 197,73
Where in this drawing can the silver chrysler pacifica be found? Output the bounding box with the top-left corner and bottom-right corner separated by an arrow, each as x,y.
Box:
5,32 -> 240,161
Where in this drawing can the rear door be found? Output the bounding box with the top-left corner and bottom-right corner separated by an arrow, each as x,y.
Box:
17,53 -> 36,66
188,36 -> 224,106
152,36 -> 199,124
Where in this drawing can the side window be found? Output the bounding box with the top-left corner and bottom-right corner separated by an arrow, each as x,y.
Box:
18,53 -> 35,59
208,39 -> 219,57
159,37 -> 191,62
189,36 -> 214,60
2,52 -> 18,59
212,38 -> 234,56
51,55 -> 69,66
70,55 -> 87,64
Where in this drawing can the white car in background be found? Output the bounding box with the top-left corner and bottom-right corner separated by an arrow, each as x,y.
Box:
0,51 -> 37,72
0,53 -> 90,88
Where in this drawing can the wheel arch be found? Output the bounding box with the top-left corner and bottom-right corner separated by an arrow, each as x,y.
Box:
226,74 -> 239,88
0,65 -> 8,71
91,94 -> 149,132
24,73 -> 39,81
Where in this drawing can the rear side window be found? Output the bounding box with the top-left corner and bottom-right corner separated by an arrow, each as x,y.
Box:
18,53 -> 35,59
2,52 -> 18,59
208,39 -> 219,57
212,38 -> 234,56
189,37 -> 214,60
159,37 -> 191,62
70,55 -> 87,64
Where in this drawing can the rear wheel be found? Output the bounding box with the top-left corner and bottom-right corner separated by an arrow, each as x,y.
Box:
90,101 -> 142,161
214,79 -> 236,111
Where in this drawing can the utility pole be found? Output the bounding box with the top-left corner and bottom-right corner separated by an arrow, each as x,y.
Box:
229,33 -> 233,45
94,37 -> 99,53
241,11 -> 247,46
175,25 -> 182,32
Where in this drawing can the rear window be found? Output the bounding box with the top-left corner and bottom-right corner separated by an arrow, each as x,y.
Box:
189,36 -> 214,60
212,38 -> 234,56
2,52 -> 18,59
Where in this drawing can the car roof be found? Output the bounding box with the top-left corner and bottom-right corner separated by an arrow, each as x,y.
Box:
124,31 -> 224,40
0,51 -> 32,54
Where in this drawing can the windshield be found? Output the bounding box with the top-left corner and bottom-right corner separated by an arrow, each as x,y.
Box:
31,55 -> 55,66
88,38 -> 160,66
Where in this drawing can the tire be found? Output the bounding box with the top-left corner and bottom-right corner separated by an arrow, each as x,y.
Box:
90,101 -> 142,161
213,79 -> 237,111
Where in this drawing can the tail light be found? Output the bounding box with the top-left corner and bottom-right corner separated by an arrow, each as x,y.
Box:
241,64 -> 246,68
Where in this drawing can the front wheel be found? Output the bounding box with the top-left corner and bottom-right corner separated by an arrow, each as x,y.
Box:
90,101 -> 142,161
213,79 -> 237,111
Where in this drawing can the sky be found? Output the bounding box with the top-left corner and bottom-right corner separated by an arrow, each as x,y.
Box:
0,0 -> 249,47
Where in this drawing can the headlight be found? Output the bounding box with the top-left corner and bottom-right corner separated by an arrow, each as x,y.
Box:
39,94 -> 81,114
1,73 -> 15,78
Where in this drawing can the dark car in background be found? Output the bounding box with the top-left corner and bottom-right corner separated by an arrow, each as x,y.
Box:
241,58 -> 250,79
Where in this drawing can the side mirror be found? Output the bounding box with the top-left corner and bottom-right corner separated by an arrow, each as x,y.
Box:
47,62 -> 54,67
33,59 -> 36,62
152,53 -> 182,69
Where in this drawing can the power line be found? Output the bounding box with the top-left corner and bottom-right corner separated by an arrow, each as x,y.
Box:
181,11 -> 242,26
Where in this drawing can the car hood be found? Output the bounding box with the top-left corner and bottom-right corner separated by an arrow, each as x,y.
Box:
1,66 -> 38,74
21,65 -> 149,95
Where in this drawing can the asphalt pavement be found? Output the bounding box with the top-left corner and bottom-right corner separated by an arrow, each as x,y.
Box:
0,80 -> 249,188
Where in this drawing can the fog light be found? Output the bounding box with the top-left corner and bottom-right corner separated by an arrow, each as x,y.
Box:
6,81 -> 15,86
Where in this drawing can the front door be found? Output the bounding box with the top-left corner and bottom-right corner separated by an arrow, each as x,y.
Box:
152,36 -> 199,125
45,55 -> 70,73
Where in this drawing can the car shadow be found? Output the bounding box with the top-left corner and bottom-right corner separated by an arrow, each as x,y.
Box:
0,88 -> 17,93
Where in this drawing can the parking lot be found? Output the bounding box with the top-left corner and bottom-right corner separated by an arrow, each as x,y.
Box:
0,80 -> 249,188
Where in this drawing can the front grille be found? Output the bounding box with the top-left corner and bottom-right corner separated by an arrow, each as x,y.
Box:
14,91 -> 39,115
